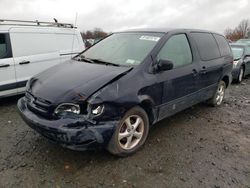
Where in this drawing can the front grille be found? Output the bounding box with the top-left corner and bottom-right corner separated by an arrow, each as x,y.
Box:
25,92 -> 54,119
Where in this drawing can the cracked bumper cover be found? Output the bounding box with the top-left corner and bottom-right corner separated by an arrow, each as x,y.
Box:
17,97 -> 118,150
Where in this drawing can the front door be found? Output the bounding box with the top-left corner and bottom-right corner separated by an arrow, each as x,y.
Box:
155,33 -> 200,121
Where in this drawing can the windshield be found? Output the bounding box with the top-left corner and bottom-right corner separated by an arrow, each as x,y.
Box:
231,46 -> 244,60
79,32 -> 163,66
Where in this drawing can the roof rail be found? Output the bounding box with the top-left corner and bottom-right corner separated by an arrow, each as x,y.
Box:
0,19 -> 75,28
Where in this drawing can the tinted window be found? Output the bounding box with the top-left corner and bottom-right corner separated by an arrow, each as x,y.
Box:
191,32 -> 220,61
0,34 -> 7,59
214,34 -> 231,56
157,34 -> 192,68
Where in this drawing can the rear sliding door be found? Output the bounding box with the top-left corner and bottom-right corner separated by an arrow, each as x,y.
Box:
190,32 -> 223,99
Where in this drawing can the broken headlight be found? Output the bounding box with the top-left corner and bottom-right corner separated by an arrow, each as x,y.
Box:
233,60 -> 239,68
54,103 -> 81,116
89,104 -> 104,116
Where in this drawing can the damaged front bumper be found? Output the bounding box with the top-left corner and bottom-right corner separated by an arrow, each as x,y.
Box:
17,97 -> 118,151
232,68 -> 240,80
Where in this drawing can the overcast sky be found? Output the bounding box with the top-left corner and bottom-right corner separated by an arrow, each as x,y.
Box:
1,0 -> 249,34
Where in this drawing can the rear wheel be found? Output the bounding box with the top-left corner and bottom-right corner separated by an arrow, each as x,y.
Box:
107,106 -> 149,157
208,80 -> 226,107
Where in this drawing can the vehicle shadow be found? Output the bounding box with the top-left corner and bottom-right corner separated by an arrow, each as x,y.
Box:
0,94 -> 23,107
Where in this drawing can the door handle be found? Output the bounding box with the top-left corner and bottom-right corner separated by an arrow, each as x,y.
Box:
200,66 -> 207,74
19,61 -> 30,65
0,64 -> 10,68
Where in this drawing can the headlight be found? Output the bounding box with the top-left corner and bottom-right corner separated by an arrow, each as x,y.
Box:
233,61 -> 239,68
54,103 -> 80,116
89,104 -> 104,116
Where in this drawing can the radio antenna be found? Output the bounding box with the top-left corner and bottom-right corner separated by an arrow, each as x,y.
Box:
71,12 -> 78,58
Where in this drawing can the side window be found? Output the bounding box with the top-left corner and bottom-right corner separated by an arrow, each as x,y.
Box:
213,34 -> 231,56
0,34 -> 7,59
191,32 -> 220,61
157,34 -> 192,68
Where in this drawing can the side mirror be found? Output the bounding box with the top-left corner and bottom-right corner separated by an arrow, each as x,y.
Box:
156,59 -> 174,72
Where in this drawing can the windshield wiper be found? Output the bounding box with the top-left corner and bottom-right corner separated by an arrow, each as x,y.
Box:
91,59 -> 120,67
76,56 -> 120,67
76,56 -> 95,64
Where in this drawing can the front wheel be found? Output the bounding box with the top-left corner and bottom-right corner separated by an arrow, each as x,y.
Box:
236,66 -> 244,83
107,106 -> 149,157
208,80 -> 226,107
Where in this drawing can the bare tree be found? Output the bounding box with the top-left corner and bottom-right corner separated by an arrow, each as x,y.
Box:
81,28 -> 108,40
224,19 -> 250,41
237,19 -> 250,38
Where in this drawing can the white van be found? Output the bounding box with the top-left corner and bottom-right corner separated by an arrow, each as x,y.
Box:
0,19 -> 85,97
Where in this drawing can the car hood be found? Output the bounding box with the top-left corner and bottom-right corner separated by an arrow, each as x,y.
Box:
28,60 -> 132,103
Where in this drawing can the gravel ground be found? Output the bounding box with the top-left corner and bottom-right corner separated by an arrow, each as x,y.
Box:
0,78 -> 250,188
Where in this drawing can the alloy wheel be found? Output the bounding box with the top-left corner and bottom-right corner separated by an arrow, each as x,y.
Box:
118,115 -> 144,150
238,67 -> 244,83
215,84 -> 225,105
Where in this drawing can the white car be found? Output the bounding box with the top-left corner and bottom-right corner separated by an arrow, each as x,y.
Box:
0,19 -> 85,97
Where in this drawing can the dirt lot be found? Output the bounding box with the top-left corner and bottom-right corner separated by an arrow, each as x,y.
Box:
0,79 -> 250,188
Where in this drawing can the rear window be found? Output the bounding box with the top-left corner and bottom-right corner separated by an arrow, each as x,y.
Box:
191,32 -> 220,61
213,34 -> 231,56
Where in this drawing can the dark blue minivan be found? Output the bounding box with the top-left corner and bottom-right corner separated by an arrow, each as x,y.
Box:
18,29 -> 233,156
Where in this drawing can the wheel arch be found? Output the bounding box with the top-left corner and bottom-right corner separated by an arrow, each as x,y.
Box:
221,75 -> 230,88
138,95 -> 157,125
242,63 -> 246,74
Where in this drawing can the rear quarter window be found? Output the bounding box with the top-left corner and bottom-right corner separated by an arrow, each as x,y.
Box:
213,34 -> 231,56
191,32 -> 220,61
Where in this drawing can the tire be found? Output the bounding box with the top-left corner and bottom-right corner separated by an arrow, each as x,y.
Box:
107,106 -> 149,157
236,66 -> 244,83
208,80 -> 226,107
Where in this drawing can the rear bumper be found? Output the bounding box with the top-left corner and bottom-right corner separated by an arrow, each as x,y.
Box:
17,97 -> 118,151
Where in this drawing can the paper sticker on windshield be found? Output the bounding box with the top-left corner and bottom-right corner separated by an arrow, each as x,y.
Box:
126,59 -> 140,65
139,36 -> 160,42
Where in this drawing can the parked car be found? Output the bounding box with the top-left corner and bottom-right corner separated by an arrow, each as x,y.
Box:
230,43 -> 250,83
18,29 -> 233,156
236,39 -> 250,44
0,19 -> 85,97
